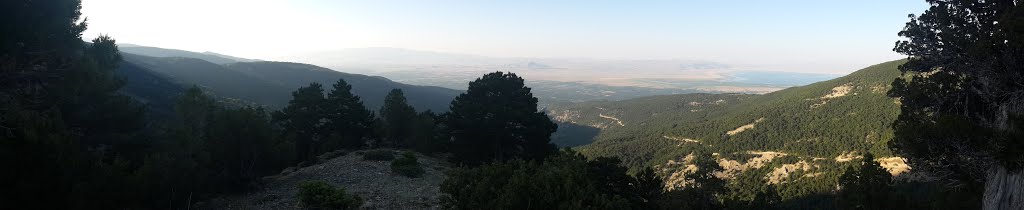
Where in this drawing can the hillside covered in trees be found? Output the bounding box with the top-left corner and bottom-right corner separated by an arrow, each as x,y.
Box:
120,48 -> 460,112
547,60 -> 982,208
549,60 -> 904,168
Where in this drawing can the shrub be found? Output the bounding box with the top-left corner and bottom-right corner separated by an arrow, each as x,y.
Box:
297,181 -> 363,210
359,149 -> 395,161
391,151 -> 425,178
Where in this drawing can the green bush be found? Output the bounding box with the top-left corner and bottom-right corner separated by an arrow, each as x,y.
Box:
359,149 -> 395,161
297,181 -> 363,210
391,151 -> 425,178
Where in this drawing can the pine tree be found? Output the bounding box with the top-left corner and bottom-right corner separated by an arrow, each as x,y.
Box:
207,105 -> 283,190
274,83 -> 326,163
447,72 -> 557,165
890,0 -> 1023,207
379,88 -> 416,147
139,87 -> 218,208
0,1 -> 151,208
410,111 -> 445,154
324,78 -> 375,149
838,153 -> 892,210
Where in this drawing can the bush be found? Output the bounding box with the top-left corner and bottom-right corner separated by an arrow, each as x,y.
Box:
391,151 -> 425,178
359,149 -> 395,161
297,181 -> 363,210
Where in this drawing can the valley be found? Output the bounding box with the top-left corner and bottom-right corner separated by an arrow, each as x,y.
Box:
113,43 -> 955,209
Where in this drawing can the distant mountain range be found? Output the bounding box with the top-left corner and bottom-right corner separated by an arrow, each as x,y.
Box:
116,44 -> 460,114
119,44 -> 260,64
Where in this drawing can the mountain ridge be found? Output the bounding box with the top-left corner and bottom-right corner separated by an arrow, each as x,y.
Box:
117,50 -> 460,112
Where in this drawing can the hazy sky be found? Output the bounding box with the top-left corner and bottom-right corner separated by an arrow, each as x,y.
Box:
81,0 -> 928,73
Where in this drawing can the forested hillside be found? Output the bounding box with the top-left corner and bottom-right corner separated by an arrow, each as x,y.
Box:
551,60 -> 903,167
115,61 -> 186,119
123,54 -> 290,106
119,53 -> 459,111
225,61 -> 459,112
547,60 -> 920,207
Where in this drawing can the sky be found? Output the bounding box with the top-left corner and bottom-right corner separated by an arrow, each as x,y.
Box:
81,0 -> 929,73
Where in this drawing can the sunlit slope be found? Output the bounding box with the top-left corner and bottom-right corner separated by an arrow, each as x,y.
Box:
549,59 -> 905,169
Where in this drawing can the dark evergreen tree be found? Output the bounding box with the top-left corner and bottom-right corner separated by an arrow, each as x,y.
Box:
659,151 -> 725,210
748,185 -> 781,210
890,0 -> 1023,207
447,72 -> 557,165
0,1 -> 152,208
586,157 -> 665,209
207,105 -> 286,191
634,167 -> 666,206
138,87 -> 217,208
410,111 -> 446,154
838,153 -> 892,210
274,83 -> 327,163
324,78 -> 375,149
691,152 -> 726,194
379,88 -> 416,147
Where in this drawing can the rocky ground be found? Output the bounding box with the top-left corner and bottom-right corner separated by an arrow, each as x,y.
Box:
200,150 -> 450,210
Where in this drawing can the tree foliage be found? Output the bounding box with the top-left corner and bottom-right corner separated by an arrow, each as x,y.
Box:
274,83 -> 328,163
0,1 -> 151,208
275,79 -> 376,163
391,151 -> 425,178
889,0 -> 1024,192
447,72 -> 557,165
379,88 -> 416,147
325,78 -> 376,149
138,87 -> 291,207
298,181 -> 364,210
837,153 -> 892,210
410,111 -> 447,154
440,150 -> 663,210
659,151 -> 726,210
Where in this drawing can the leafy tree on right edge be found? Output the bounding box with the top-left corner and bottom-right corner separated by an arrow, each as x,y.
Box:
889,0 -> 1023,208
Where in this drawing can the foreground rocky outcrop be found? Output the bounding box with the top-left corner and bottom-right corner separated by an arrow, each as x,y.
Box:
201,150 -> 450,209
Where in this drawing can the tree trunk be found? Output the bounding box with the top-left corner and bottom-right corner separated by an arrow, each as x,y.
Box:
984,165 -> 1024,210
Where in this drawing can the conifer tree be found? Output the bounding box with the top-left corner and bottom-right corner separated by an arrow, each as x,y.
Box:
447,72 -> 557,165
274,83 -> 326,163
379,88 -> 416,147
0,0 -> 151,208
410,111 -> 445,154
890,0 -> 1023,207
838,153 -> 892,210
324,78 -> 375,149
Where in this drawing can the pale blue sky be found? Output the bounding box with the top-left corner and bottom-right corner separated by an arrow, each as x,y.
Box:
82,0 -> 928,73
